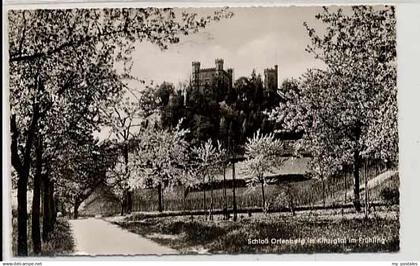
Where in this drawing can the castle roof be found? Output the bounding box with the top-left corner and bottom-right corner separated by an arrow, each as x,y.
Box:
199,68 -> 216,72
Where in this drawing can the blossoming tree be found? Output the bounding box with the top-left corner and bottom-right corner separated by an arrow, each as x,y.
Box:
244,130 -> 284,210
129,122 -> 190,212
268,6 -> 397,211
191,139 -> 226,219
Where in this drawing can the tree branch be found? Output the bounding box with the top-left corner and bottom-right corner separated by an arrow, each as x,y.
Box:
10,27 -> 127,63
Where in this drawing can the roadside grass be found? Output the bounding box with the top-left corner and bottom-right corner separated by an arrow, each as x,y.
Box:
40,218 -> 75,256
114,216 -> 235,252
114,209 -> 399,254
209,214 -> 399,254
12,216 -> 75,256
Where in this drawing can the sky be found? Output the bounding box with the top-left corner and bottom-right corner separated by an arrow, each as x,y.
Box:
99,6 -> 353,141
128,7 -> 331,88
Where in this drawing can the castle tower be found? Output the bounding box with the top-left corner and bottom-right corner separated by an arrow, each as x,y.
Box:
215,59 -> 224,73
264,64 -> 278,90
192,61 -> 200,85
227,68 -> 234,88
274,64 -> 278,89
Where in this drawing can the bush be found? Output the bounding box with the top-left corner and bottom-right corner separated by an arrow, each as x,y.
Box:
380,187 -> 399,205
181,221 -> 227,244
41,218 -> 75,256
208,227 -> 258,253
12,217 -> 74,256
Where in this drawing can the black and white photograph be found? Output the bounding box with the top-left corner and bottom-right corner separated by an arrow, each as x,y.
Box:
5,4 -> 403,258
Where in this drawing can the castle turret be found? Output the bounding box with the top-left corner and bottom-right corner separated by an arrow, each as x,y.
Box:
227,68 -> 233,88
192,61 -> 200,73
215,59 -> 224,73
192,61 -> 200,85
274,64 -> 278,89
264,64 -> 278,90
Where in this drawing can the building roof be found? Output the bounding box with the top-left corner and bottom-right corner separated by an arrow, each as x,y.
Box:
213,156 -> 311,181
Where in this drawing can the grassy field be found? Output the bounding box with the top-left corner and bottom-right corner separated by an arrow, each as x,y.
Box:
12,217 -> 75,256
113,206 -> 399,254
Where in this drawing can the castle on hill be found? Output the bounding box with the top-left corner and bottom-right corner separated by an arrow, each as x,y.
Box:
178,59 -> 280,106
191,58 -> 278,91
192,59 -> 233,93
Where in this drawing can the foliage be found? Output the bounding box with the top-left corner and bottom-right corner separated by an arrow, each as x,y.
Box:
8,7 -> 232,254
191,139 -> 226,187
129,121 -> 191,192
12,217 -> 74,256
40,218 -> 75,256
268,6 -> 397,210
55,137 -> 113,214
274,183 -> 298,213
269,5 -> 397,163
244,130 -> 284,187
102,85 -> 160,206
8,8 -> 234,63
243,130 -> 284,210
380,187 -> 399,205
9,6 -> 233,192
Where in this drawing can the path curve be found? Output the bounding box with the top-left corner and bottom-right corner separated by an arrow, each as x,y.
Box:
69,217 -> 178,256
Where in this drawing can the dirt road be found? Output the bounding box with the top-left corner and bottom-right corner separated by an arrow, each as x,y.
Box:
69,217 -> 178,256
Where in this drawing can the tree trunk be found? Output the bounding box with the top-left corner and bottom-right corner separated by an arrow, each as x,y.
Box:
261,178 -> 266,211
210,178 -> 214,220
42,175 -> 52,241
183,187 -> 187,212
54,195 -> 59,220
288,185 -> 295,216
17,177 -> 28,256
11,84 -> 41,256
12,111 -> 37,256
353,149 -> 362,212
73,200 -> 80,219
31,137 -> 42,255
120,200 -> 124,216
61,201 -> 67,217
121,190 -> 127,215
344,169 -> 348,203
232,160 -> 237,222
127,191 -> 133,214
203,184 -> 207,215
223,163 -> 228,219
322,176 -> 326,207
50,182 -> 56,227
364,159 -> 369,219
290,200 -> 295,216
42,171 -> 56,240
123,145 -> 133,213
386,160 -> 392,170
161,187 -> 164,211
157,183 -> 163,212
